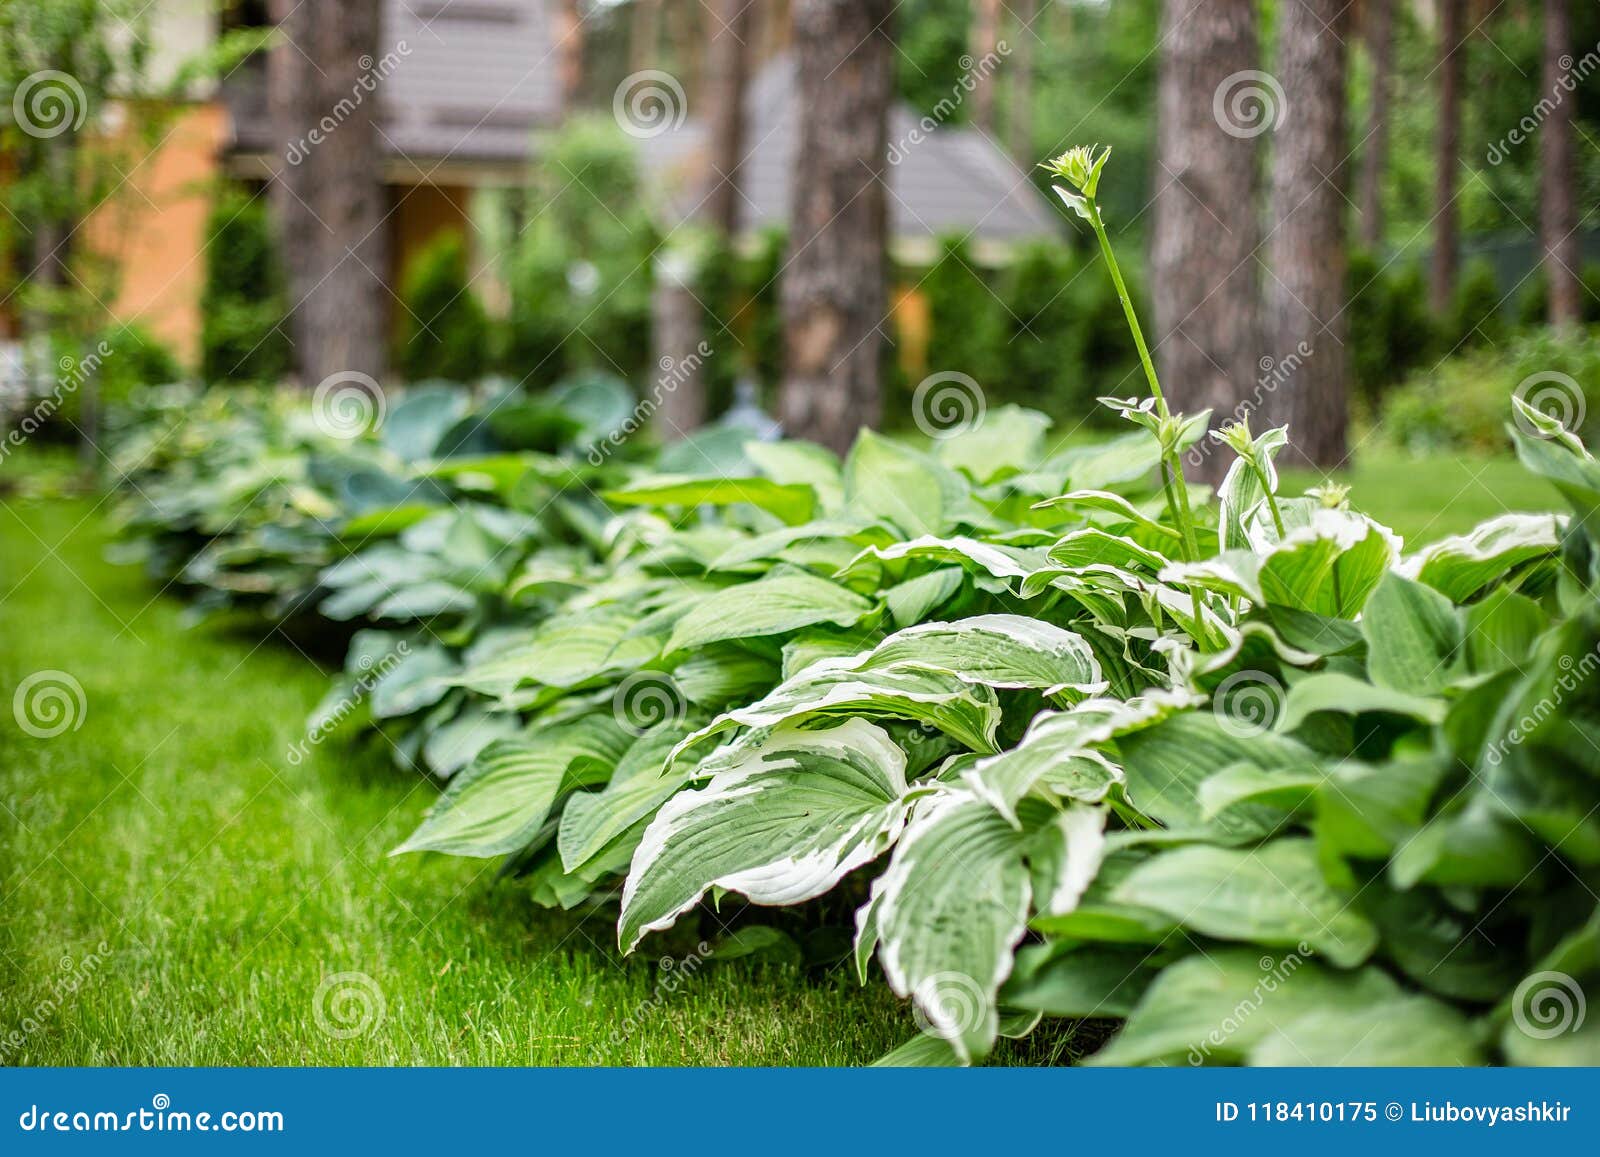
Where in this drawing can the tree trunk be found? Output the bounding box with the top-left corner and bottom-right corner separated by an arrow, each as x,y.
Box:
556,0 -> 585,110
970,0 -> 1002,134
306,0 -> 390,387
1542,0 -> 1580,327
1357,0 -> 1392,250
780,0 -> 893,454
631,0 -> 660,74
1150,0 -> 1260,485
702,0 -> 752,233
1431,0 -> 1464,316
1265,0 -> 1350,468
267,0 -> 322,381
652,255 -> 707,439
1008,0 -> 1038,164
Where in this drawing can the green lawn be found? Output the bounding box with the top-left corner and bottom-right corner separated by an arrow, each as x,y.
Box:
0,445 -> 1563,1066
0,489 -> 918,1065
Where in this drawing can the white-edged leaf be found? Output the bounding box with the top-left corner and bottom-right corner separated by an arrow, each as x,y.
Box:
663,573 -> 875,653
1398,512 -> 1564,602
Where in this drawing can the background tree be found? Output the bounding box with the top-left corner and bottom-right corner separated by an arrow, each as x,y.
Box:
1431,0 -> 1465,315
780,0 -> 894,454
1357,0 -> 1394,250
1542,0 -> 1580,327
969,0 -> 1002,134
1265,0 -> 1351,468
1149,0 -> 1260,483
1008,0 -> 1039,164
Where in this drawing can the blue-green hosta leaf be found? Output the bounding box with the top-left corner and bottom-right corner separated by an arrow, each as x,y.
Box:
603,475 -> 818,526
618,720 -> 917,952
870,792 -> 1035,1063
1398,512 -> 1564,602
674,659 -> 1003,758
372,580 -> 477,620
1249,996 -> 1485,1066
369,644 -> 458,719
421,704 -> 520,778
935,405 -> 1050,483
558,724 -> 700,873
1164,509 -> 1400,617
663,573 -> 876,654
1113,839 -> 1379,967
381,385 -> 470,459
394,717 -> 631,857
847,614 -> 1105,694
1089,950 -> 1407,1066
453,609 -> 661,697
1275,671 -> 1447,733
1360,572 -> 1464,694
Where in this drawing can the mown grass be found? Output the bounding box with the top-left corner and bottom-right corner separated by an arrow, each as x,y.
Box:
0,486 -> 922,1065
0,443 -> 1560,1066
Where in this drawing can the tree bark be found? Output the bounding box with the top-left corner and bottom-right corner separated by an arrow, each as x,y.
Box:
652,256 -> 707,439
631,0 -> 660,74
780,0 -> 893,454
1008,0 -> 1038,164
1265,0 -> 1350,468
702,0 -> 752,233
306,0 -> 390,386
556,0 -> 585,111
970,0 -> 1002,134
267,0 -> 322,381
1431,0 -> 1464,316
1150,0 -> 1261,485
1357,0 -> 1392,250
1542,0 -> 1580,327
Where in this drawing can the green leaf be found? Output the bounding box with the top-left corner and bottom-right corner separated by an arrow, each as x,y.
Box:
1000,944 -> 1159,1019
394,718 -> 631,857
1276,671 -> 1446,733
603,474 -> 818,525
1361,572 -> 1463,694
1114,839 -> 1379,966
884,567 -> 964,627
851,614 -> 1104,693
1250,995 -> 1485,1065
843,431 -> 969,536
664,573 -> 875,654
935,405 -> 1050,483
1399,512 -> 1564,602
618,720 -> 915,952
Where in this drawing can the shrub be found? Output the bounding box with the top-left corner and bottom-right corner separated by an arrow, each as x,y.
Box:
999,242 -> 1090,419
1449,259 -> 1509,350
199,186 -> 289,385
923,235 -> 1004,391
397,231 -> 490,384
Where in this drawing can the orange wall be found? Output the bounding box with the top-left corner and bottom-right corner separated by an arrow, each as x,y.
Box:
84,102 -> 226,366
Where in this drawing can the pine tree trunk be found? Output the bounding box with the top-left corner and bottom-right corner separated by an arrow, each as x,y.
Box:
267,0 -> 321,382
652,259 -> 707,439
780,0 -> 893,454
970,0 -> 1002,134
1008,0 -> 1038,164
1357,0 -> 1392,251
1431,0 -> 1464,316
703,0 -> 752,233
556,0 -> 585,110
1542,0 -> 1580,327
307,0 -> 390,386
1265,0 -> 1350,468
631,0 -> 660,74
1150,0 -> 1261,485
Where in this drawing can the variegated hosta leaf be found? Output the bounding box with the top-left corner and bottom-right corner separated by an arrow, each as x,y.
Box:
663,572 -> 876,654
842,614 -> 1106,695
1030,489 -> 1183,544
601,474 -> 819,525
1046,528 -> 1171,573
452,609 -> 660,697
1397,512 -> 1564,602
838,534 -> 1051,585
618,720 -> 917,952
1214,426 -> 1288,552
393,716 -> 631,857
558,722 -> 700,874
883,567 -> 965,627
670,659 -> 1003,759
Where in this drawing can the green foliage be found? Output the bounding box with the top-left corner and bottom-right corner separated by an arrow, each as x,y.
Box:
1449,259 -> 1510,351
200,186 -> 290,385
397,231 -> 490,384
1346,252 -> 1436,411
923,235 -> 1004,392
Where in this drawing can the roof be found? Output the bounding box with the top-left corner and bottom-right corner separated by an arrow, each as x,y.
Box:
224,0 -> 562,167
638,56 -> 1060,251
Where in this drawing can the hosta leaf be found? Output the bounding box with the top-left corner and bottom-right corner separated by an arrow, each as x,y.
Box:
1197,761 -> 1324,821
840,534 -> 1050,585
1360,572 -> 1463,694
1031,489 -> 1183,542
1047,528 -> 1171,572
1214,427 -> 1288,552
1001,943 -> 1161,1019
369,644 -> 457,719
670,646 -> 781,709
1398,512 -> 1564,602
935,405 -> 1050,483
618,720 -> 915,952
663,573 -> 875,654
559,724 -> 699,873
872,792 -> 1035,1063
373,580 -> 476,620
884,567 -> 965,627
394,717 -> 631,857
454,609 -> 660,696
421,704 -> 520,778
1090,949 -> 1402,1066
849,614 -> 1104,694
1113,839 -> 1379,967
745,439 -> 843,503
844,431 -> 969,536
603,475 -> 818,525
1275,671 -> 1446,733
1249,996 -> 1484,1066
